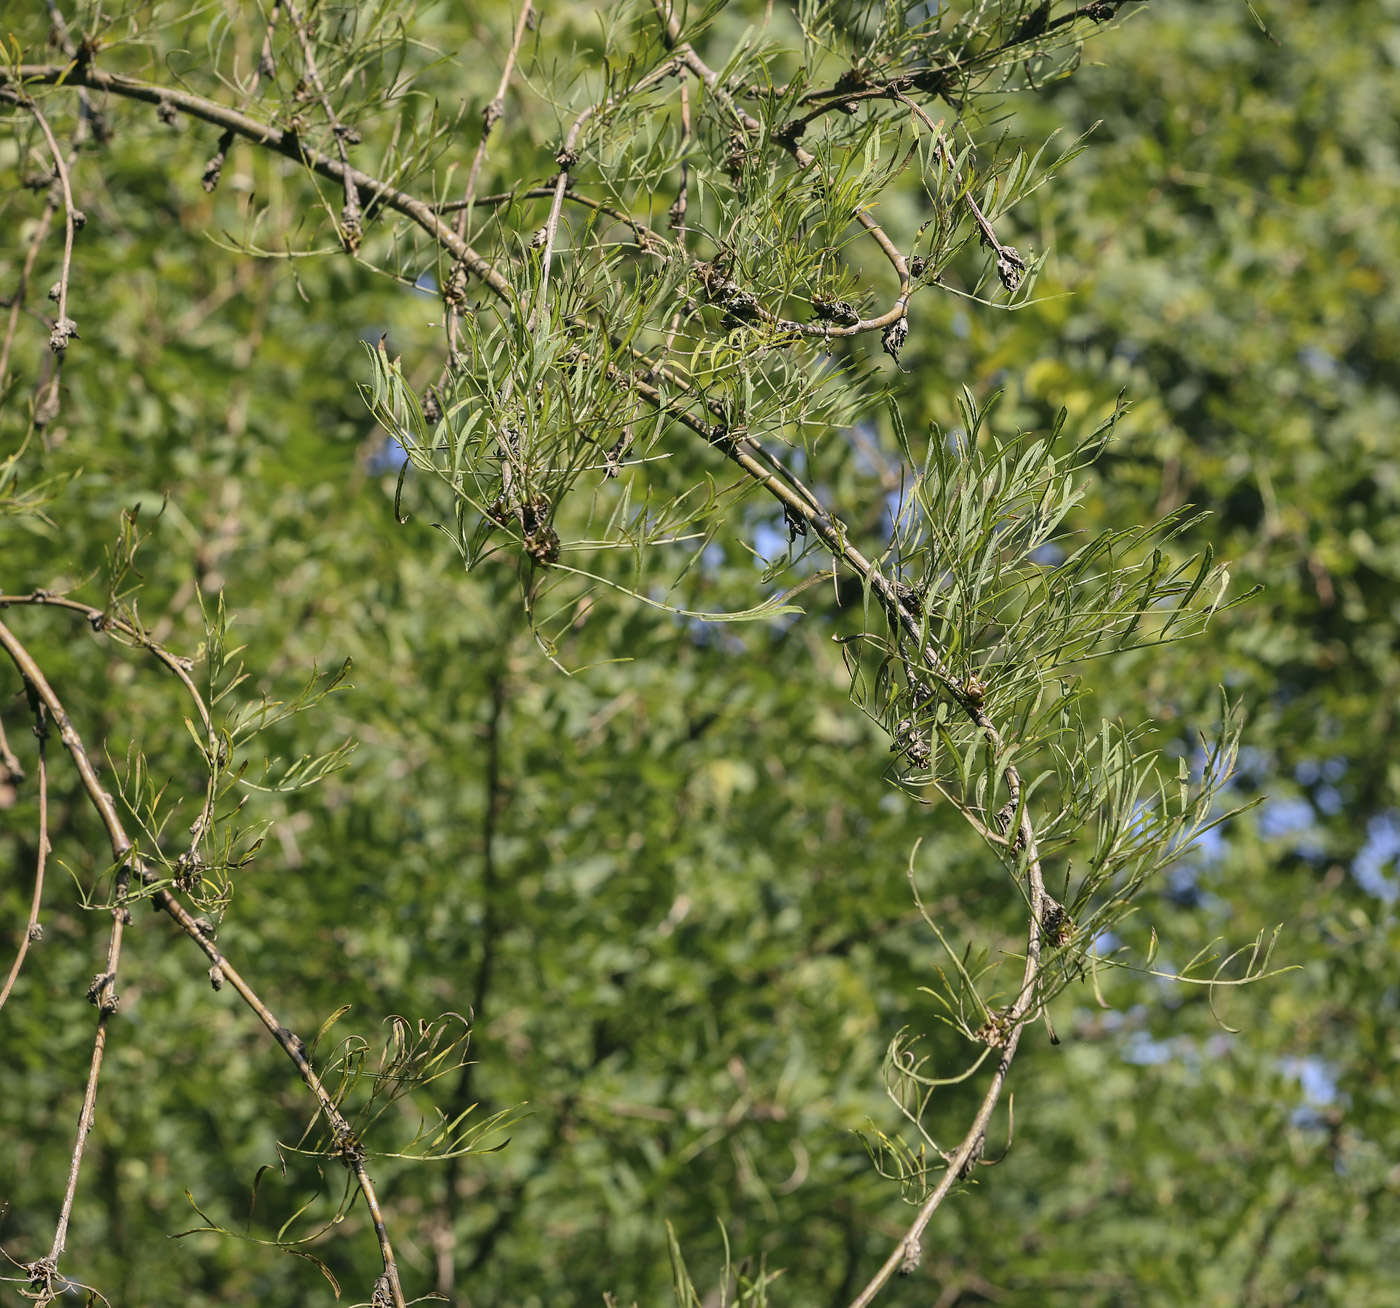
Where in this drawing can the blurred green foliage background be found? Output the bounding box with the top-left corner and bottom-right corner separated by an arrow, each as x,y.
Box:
2,2 -> 1398,1305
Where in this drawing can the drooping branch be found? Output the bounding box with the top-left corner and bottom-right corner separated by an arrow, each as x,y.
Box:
0,613 -> 409,1308
2,62 -> 511,300
0,689 -> 49,1012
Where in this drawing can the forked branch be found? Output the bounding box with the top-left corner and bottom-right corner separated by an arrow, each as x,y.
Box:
0,614 -> 408,1308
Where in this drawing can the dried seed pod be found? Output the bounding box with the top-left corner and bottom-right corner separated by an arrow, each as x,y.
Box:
1043,898 -> 1074,947
48,317 -> 79,353
444,259 -> 470,309
340,208 -> 362,255
975,1007 -> 1013,1048
882,316 -> 909,363
997,246 -> 1027,292
784,504 -> 807,542
811,295 -> 859,326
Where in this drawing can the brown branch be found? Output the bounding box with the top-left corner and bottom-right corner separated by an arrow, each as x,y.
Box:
847,825 -> 1045,1308
3,62 -> 511,302
447,0 -> 536,362
460,2 -> 535,216
0,615 -> 408,1308
21,101 -> 79,353
0,74 -> 86,409
0,704 -> 23,781
0,590 -> 220,846
0,693 -> 49,1011
649,1 -> 910,336
0,162 -> 60,391
0,628 -> 130,1302
671,78 -> 692,236
759,1 -> 1135,117
285,0 -> 362,253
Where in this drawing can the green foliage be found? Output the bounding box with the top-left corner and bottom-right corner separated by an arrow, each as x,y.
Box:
0,1 -> 1396,1306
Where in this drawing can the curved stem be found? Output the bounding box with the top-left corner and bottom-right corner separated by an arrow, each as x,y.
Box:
0,615 -> 408,1308
0,694 -> 48,1011
4,63 -> 511,301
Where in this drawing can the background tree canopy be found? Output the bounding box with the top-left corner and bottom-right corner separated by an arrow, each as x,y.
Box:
1,2 -> 1397,1306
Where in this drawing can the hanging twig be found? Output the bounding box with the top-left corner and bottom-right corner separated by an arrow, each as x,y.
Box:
0,692 -> 49,1011
285,0 -> 363,253
445,1 -> 536,365
0,616 -> 409,1308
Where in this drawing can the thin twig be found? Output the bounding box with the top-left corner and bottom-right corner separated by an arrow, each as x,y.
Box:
535,57 -> 680,325
0,591 -> 220,847
617,334 -> 1051,1308
241,1 -> 283,107
0,179 -> 59,390
0,709 -> 23,781
894,91 -> 1026,291
649,0 -> 910,330
0,694 -> 49,1011
285,0 -> 362,253
0,616 -> 408,1308
0,633 -> 134,1301
4,64 -> 511,300
460,2 -> 535,218
447,1 -> 536,362
670,78 -> 691,236
9,98 -> 79,358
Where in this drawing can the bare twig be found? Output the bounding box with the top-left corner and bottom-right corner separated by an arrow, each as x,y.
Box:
447,1 -> 536,362
0,693 -> 49,1011
0,632 -> 130,1302
285,0 -> 362,252
22,102 -> 79,353
0,176 -> 59,391
460,2 -> 535,217
670,78 -> 691,236
0,708 -> 23,781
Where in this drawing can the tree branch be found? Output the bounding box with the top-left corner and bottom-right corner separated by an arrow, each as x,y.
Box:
3,62 -> 511,301
0,614 -> 408,1308
0,690 -> 49,1012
